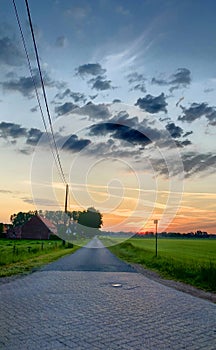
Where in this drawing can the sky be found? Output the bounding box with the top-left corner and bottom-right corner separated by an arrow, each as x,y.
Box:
0,0 -> 216,233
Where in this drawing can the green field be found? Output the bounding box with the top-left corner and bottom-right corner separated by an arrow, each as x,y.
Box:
0,239 -> 79,277
106,238 -> 216,292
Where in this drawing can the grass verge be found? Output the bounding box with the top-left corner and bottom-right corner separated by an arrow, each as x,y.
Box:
0,239 -> 79,277
108,240 -> 216,293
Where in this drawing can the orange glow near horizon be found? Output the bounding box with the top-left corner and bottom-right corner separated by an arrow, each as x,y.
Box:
1,183 -> 216,234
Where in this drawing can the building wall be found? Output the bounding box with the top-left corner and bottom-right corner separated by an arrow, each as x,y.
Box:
21,216 -> 50,239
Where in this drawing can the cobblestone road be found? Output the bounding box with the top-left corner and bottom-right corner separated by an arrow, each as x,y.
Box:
0,239 -> 215,349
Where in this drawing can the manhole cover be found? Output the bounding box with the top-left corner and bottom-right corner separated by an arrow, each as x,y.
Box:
112,283 -> 122,288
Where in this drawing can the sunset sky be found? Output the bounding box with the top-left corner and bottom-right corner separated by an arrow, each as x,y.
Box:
0,0 -> 215,233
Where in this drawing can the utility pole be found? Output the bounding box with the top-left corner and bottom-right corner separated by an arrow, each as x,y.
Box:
63,184 -> 69,246
154,219 -> 158,257
64,183 -> 69,213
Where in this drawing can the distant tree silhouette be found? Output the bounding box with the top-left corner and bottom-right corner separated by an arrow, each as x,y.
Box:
77,207 -> 103,229
0,223 -> 4,238
10,211 -> 36,227
10,209 -> 103,239
67,210 -> 81,222
43,210 -> 66,226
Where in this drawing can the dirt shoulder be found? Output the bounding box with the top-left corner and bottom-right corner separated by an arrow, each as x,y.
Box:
131,263 -> 216,304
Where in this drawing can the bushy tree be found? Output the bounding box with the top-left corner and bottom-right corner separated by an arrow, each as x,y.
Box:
77,207 -> 103,229
10,211 -> 36,227
43,210 -> 66,226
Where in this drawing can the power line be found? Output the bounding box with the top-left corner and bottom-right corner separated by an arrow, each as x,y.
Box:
14,0 -> 67,185
24,0 -> 67,184
12,0 -> 66,184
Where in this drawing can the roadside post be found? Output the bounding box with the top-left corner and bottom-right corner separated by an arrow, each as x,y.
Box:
154,219 -> 158,257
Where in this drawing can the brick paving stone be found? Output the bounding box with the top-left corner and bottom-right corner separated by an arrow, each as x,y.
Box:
0,248 -> 216,349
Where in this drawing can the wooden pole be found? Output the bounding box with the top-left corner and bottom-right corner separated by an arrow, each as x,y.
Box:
154,219 -> 158,257
63,184 -> 69,246
65,184 -> 69,214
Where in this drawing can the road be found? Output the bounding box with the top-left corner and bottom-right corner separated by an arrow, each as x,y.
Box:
0,237 -> 215,349
41,236 -> 135,273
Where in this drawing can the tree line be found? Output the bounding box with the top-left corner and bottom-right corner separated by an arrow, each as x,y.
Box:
10,207 -> 102,227
7,207 -> 103,239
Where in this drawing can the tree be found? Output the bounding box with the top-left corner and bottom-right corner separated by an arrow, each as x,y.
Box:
77,207 -> 103,229
10,211 -> 36,227
67,210 -> 81,222
0,223 -> 4,238
43,210 -> 66,226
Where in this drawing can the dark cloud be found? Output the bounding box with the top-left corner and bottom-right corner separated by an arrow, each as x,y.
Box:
0,122 -> 44,148
55,102 -> 78,116
110,112 -> 191,150
70,91 -> 86,103
176,96 -> 185,107
75,102 -> 111,120
75,63 -> 106,77
61,134 -> 91,152
183,131 -> 193,138
182,152 -> 216,177
180,139 -> 192,146
89,122 -> 152,147
89,75 -> 113,91
159,117 -> 171,122
30,106 -> 38,113
26,128 -> 43,145
0,121 -> 27,139
165,122 -> 183,138
86,110 -> 192,161
0,37 -> 24,66
88,111 -> 162,147
89,94 -> 98,100
55,101 -> 111,120
55,89 -> 86,103
174,139 -> 192,148
178,102 -> 216,125
150,150 -> 215,179
54,89 -> 70,100
151,77 -> 167,86
111,112 -> 170,144
135,93 -> 167,114
152,68 -> 191,92
84,139 -> 141,159
132,83 -> 146,93
2,70 -> 55,98
0,120 -> 91,155
127,72 -> 146,93
170,68 -> 191,90
127,72 -> 145,84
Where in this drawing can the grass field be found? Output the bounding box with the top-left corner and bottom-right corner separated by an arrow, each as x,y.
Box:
106,237 -> 216,292
0,239 -> 79,277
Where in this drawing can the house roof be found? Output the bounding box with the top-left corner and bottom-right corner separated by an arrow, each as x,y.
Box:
37,215 -> 57,234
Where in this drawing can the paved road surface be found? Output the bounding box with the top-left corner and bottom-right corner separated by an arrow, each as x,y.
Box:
0,237 -> 215,349
41,237 -> 135,273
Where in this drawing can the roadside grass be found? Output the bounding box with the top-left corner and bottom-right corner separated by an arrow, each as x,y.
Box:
0,239 -> 80,277
106,238 -> 216,292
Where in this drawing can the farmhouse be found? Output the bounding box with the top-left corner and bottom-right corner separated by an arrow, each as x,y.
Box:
20,214 -> 57,239
7,214 -> 58,240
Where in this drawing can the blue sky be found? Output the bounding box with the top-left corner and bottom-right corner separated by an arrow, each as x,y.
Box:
0,0 -> 216,232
